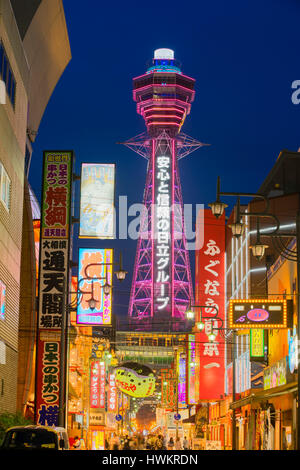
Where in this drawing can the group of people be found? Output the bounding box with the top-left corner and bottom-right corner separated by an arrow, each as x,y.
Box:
108,433 -> 191,451
109,433 -> 145,450
165,436 -> 190,450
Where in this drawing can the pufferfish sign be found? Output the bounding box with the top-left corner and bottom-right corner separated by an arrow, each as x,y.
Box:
114,362 -> 156,398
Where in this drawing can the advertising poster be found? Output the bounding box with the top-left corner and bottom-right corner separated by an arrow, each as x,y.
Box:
79,163 -> 115,239
36,331 -> 60,427
195,209 -> 225,400
76,248 -> 113,325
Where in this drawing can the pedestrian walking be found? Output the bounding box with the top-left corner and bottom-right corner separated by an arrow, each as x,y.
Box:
183,436 -> 189,450
167,437 -> 175,450
123,435 -> 131,450
111,433 -> 120,450
175,436 -> 182,450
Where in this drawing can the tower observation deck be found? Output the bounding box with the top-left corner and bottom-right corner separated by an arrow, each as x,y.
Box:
122,49 -> 206,332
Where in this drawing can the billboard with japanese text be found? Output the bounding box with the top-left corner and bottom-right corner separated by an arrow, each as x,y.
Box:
79,163 -> 115,239
38,151 -> 73,329
153,143 -> 173,316
76,248 -> 113,325
107,373 -> 118,413
195,209 -> 225,400
187,334 -> 196,404
36,331 -> 60,426
90,361 -> 106,409
35,151 -> 73,427
161,368 -> 177,409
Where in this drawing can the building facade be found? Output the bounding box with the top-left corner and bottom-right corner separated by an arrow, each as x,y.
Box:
0,0 -> 71,415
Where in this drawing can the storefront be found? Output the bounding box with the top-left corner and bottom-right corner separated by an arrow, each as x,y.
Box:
230,378 -> 297,450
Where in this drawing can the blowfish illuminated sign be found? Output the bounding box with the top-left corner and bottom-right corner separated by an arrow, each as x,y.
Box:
229,299 -> 292,329
115,362 -> 156,398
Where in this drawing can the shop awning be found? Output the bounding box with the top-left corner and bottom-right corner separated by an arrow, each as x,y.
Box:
182,414 -> 195,424
230,381 -> 297,410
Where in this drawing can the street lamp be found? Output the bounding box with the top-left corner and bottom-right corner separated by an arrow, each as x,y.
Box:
208,175 -> 228,218
249,218 -> 269,260
228,197 -> 244,238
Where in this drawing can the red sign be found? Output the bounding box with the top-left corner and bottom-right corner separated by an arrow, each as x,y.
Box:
108,373 -> 117,413
161,368 -> 177,409
99,362 -> 106,409
36,332 -> 60,426
195,209 -> 225,400
90,361 -> 101,408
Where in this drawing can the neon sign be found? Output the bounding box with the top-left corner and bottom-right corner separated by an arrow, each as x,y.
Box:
153,148 -> 172,315
229,299 -> 291,329
76,248 -> 113,325
115,362 -> 156,398
79,163 -> 115,239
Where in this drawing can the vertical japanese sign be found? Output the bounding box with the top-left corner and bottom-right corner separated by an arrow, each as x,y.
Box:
36,151 -> 73,427
178,352 -> 186,405
153,140 -> 173,316
187,334 -> 196,404
99,362 -> 106,409
38,151 -> 73,329
0,280 -> 6,320
161,368 -> 177,409
195,209 -> 225,400
76,248 -> 113,325
90,361 -> 101,408
108,373 -> 118,413
36,331 -> 60,426
250,329 -> 265,358
79,163 -> 115,239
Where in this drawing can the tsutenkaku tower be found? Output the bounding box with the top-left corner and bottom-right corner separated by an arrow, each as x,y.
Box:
123,49 -> 205,330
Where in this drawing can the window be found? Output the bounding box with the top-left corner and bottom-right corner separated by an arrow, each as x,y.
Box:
0,41 -> 16,108
0,162 -> 11,210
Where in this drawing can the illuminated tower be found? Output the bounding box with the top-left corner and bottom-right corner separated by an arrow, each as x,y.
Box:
124,49 -> 205,330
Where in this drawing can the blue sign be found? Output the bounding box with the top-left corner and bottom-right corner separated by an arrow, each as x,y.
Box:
288,327 -> 297,374
174,413 -> 181,421
115,414 -> 123,422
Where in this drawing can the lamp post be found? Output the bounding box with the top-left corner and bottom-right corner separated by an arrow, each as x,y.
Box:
209,176 -> 300,450
58,255 -> 127,429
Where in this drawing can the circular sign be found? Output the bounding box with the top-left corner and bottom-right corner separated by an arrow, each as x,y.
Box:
247,308 -> 269,322
174,413 -> 181,421
115,362 -> 156,398
115,414 -> 122,422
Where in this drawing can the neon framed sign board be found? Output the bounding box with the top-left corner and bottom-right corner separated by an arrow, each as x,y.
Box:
229,299 -> 292,329
76,248 -> 113,325
79,163 -> 115,239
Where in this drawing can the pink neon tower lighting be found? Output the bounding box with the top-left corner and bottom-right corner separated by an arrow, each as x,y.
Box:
124,49 -> 205,330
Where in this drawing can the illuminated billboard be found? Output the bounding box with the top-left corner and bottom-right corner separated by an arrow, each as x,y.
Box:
195,209 -> 225,401
79,163 -> 115,239
229,299 -> 292,329
77,248 -> 113,325
250,329 -> 265,358
115,362 -> 156,398
187,334 -> 196,404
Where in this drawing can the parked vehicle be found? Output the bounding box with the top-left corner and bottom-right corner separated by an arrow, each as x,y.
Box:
1,425 -> 69,450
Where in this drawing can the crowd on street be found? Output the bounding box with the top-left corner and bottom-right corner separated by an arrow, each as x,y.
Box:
103,433 -> 191,451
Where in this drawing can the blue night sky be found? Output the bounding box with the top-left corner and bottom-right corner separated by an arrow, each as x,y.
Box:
29,0 -> 300,318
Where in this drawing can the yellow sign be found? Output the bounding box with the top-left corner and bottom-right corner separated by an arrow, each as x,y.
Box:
250,329 -> 264,357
